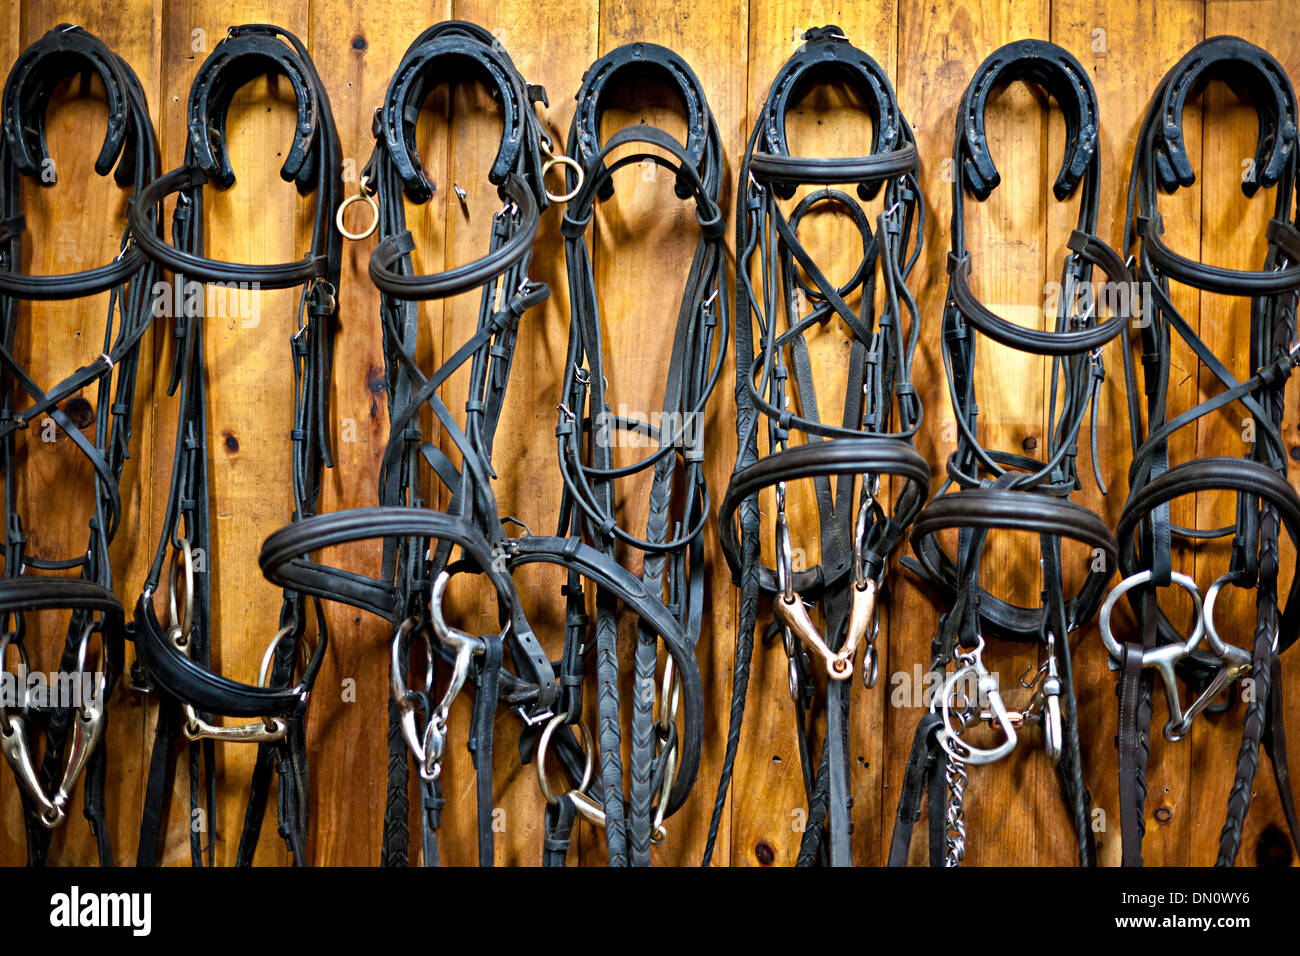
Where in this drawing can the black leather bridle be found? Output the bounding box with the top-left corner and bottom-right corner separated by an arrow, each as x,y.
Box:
706,26 -> 929,867
1107,35 -> 1300,866
0,24 -> 158,866
265,21 -> 574,867
893,39 -> 1127,867
127,24 -> 340,867
545,41 -> 725,866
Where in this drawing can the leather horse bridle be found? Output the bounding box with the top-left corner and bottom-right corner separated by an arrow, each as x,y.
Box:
706,26 -> 930,867
1107,35 -> 1300,866
284,21 -> 577,866
0,23 -> 158,866
546,41 -> 725,866
127,24 -> 340,866
894,40 -> 1128,867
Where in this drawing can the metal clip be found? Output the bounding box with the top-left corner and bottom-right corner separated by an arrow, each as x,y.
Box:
935,637 -> 1018,765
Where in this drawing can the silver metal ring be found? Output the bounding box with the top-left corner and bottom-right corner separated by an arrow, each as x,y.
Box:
535,711 -> 594,805
1098,568 -> 1204,660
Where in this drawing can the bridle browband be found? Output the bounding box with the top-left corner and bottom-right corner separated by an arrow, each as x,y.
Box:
0,23 -> 158,866
895,39 -> 1128,867
127,23 -> 340,867
706,25 -> 929,867
1108,35 -> 1300,867
546,40 -> 725,866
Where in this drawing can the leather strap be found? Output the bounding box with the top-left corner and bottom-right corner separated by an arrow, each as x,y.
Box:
898,38 -> 1117,867
1112,34 -> 1300,866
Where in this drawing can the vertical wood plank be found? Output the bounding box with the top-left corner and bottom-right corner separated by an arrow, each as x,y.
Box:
1048,0 -> 1203,867
144,0 -> 310,866
433,0 -> 595,865
737,0 -> 896,868
583,0 -> 745,868
305,2 -> 451,867
892,0 -> 1050,866
1194,0 -> 1299,868
4,0 -> 1298,867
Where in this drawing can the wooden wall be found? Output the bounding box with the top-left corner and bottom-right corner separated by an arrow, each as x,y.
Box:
3,0 -> 1298,866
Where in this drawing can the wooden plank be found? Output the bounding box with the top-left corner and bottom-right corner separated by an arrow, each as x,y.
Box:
304,0 -> 452,867
6,0 -> 1298,868
1049,0 -> 1203,867
430,0 -> 595,866
585,0 -> 745,867
0,0 -> 161,866
1193,0 -> 1300,868
735,0 -> 896,868
891,0 -> 1050,867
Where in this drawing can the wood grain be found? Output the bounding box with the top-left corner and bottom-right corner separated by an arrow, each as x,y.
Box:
144,0 -> 312,867
893,0 -> 1051,867
1193,0 -> 1300,869
587,0 -> 745,867
1052,0 -> 1204,868
1,0 -> 1297,866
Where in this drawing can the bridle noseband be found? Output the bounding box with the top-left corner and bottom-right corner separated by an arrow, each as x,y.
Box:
895,39 -> 1127,868
547,40 -> 725,866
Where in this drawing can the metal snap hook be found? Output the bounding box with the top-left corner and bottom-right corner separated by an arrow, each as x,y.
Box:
936,663 -> 1019,766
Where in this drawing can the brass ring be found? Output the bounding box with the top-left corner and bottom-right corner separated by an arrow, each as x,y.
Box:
257,625 -> 299,689
542,155 -> 584,203
167,538 -> 195,640
336,176 -> 379,241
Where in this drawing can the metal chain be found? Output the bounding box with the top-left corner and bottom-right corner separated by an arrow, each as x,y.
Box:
944,749 -> 969,867
940,648 -> 976,867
